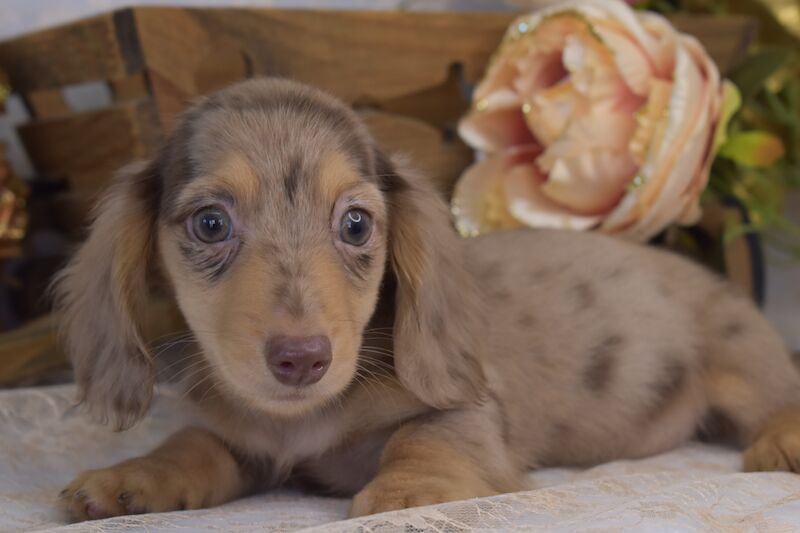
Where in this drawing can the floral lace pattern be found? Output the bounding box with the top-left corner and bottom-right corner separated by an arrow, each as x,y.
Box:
2,385 -> 799,532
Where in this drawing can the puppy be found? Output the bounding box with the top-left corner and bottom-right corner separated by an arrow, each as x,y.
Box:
53,77 -> 800,521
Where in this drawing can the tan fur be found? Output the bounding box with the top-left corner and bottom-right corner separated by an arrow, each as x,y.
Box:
59,428 -> 246,520
52,78 -> 800,521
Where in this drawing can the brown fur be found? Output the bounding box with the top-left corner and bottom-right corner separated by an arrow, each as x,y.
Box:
52,78 -> 800,521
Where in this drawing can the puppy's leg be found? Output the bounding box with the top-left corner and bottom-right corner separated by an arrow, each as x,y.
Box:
350,406 -> 524,517
60,427 -> 253,521
700,290 -> 800,472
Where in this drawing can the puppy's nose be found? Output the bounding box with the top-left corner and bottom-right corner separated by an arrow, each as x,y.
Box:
266,335 -> 332,386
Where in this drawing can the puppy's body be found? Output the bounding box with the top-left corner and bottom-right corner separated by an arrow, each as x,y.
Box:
55,78 -> 800,520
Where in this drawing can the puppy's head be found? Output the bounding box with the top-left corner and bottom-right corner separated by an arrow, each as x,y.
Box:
52,78 -> 485,429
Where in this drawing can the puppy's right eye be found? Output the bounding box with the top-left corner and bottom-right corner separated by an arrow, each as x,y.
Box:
339,209 -> 372,246
191,207 -> 232,243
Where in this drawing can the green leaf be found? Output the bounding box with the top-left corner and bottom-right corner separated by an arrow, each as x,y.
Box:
718,130 -> 786,166
729,47 -> 793,102
712,81 -> 742,152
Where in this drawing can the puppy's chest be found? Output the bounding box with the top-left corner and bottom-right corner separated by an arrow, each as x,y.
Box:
229,413 -> 389,494
235,415 -> 345,467
294,428 -> 393,495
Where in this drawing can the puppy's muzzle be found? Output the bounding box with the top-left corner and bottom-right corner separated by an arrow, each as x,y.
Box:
266,335 -> 332,386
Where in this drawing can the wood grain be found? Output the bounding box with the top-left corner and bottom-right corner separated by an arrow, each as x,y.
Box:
362,110 -> 474,194
18,100 -> 160,191
23,88 -> 70,119
0,11 -> 136,92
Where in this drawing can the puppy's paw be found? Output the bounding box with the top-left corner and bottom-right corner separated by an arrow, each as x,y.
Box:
59,457 -> 196,521
744,409 -> 800,472
349,473 -> 496,517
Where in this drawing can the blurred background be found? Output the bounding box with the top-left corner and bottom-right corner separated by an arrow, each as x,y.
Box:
0,0 -> 797,388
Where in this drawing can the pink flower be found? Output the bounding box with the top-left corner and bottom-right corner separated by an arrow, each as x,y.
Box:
453,0 -> 736,241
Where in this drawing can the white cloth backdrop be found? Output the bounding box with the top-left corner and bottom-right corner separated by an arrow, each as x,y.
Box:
2,384 -> 800,532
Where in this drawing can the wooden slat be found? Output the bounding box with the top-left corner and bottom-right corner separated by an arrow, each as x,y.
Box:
133,7 -> 512,129
23,88 -> 70,118
0,316 -> 67,387
18,100 -> 159,191
0,9 -> 142,92
109,73 -> 149,102
362,111 -> 473,194
130,8 -> 755,130
669,14 -> 757,73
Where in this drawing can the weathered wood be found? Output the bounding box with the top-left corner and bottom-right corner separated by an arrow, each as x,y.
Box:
18,100 -> 159,191
109,73 -> 149,102
133,7 -> 511,129
696,201 -> 760,301
0,7 -> 758,196
362,110 -> 474,194
0,10 -> 142,92
669,14 -> 757,73
23,88 -> 70,118
0,316 -> 66,387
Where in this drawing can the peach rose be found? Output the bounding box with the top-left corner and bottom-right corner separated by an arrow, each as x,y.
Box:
453,0 -> 737,242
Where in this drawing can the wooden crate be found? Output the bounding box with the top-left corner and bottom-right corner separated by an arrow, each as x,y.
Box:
0,7 -> 760,386
0,7 -> 756,200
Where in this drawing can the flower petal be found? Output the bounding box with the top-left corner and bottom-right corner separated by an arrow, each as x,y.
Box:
610,35 -> 721,240
504,163 -> 601,230
452,152 -> 530,236
459,108 -> 537,153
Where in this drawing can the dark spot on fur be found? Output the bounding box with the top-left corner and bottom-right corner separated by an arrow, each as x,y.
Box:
530,266 -> 553,281
517,312 -> 536,328
696,408 -> 740,446
552,421 -> 572,440
431,312 -> 445,338
656,360 -> 687,399
572,281 -> 596,308
284,154 -> 302,204
200,82 -> 373,177
441,347 -> 485,397
351,253 -> 373,280
488,390 -> 511,446
646,359 -> 687,419
276,260 -> 292,279
179,242 -> 237,281
722,321 -> 745,338
606,267 -> 624,280
340,252 -> 374,283
493,288 -> 511,301
584,335 -> 622,393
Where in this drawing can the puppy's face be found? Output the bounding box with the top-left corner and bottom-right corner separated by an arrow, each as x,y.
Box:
55,78 -> 485,429
157,82 -> 388,416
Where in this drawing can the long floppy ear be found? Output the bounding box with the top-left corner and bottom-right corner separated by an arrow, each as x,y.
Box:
378,150 -> 487,408
51,161 -> 159,430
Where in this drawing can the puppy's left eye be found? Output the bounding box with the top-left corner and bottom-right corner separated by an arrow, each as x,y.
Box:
191,207 -> 232,243
339,209 -> 372,246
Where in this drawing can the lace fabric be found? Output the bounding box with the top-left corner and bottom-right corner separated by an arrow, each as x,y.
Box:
2,385 -> 799,532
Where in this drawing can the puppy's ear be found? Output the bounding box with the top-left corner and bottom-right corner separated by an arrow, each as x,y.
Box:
378,150 -> 487,408
51,161 -> 159,430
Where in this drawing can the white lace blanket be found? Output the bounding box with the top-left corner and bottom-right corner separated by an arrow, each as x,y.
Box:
2,385 -> 800,532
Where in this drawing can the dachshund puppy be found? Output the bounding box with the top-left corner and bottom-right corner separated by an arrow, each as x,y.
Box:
54,77 -> 800,521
